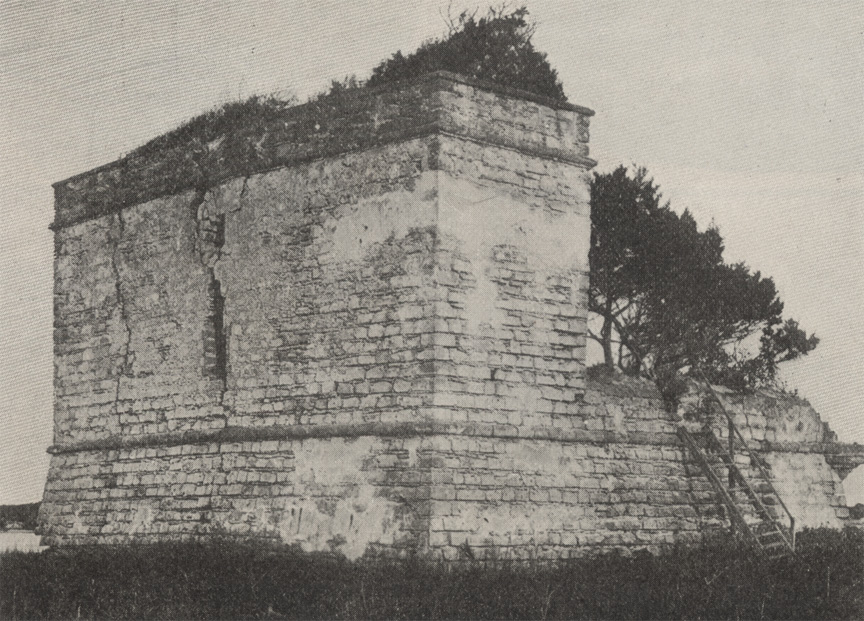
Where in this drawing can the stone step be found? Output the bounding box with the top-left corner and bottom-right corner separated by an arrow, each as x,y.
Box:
757,529 -> 785,542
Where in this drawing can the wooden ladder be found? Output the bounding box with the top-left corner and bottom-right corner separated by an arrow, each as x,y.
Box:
679,374 -> 796,559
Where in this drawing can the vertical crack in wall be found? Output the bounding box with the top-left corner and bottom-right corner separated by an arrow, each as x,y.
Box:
208,270 -> 228,389
109,211 -> 132,428
193,189 -> 229,400
190,184 -> 230,522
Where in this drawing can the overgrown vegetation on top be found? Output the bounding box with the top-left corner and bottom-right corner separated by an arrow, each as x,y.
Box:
366,6 -> 566,101
129,94 -> 296,177
1,528 -> 861,620
96,5 -> 562,206
133,5 -> 563,160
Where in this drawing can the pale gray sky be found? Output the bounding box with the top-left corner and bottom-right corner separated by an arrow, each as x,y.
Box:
1,1 -> 862,504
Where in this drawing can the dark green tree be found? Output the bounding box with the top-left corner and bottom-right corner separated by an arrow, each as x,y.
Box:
367,6 -> 566,102
588,165 -> 818,401
588,165 -> 668,370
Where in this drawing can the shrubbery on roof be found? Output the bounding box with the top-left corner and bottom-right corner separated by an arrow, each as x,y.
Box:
367,6 -> 566,102
132,94 -> 296,162
131,5 -> 564,165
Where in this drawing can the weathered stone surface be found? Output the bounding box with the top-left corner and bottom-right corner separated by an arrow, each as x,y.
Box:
52,72 -> 594,230
39,73 -> 857,559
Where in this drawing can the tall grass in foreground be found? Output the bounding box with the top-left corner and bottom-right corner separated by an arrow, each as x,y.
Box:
1,527 -> 861,620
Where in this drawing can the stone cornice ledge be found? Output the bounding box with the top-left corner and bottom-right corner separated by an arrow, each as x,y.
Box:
48,422 -> 861,456
48,422 -> 677,454
431,71 -> 595,115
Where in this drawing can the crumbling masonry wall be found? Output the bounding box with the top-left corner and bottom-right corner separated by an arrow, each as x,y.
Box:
679,385 -> 857,528
39,72 -> 861,558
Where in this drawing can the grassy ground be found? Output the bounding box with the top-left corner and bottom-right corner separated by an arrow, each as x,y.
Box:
1,527 -> 861,620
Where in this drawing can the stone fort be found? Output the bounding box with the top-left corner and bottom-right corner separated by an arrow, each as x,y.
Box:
38,72 -> 863,559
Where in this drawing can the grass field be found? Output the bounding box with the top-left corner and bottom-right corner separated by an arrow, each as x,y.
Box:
1,527 -> 861,620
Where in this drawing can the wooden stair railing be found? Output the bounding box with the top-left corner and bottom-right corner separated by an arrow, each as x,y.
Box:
678,371 -> 796,558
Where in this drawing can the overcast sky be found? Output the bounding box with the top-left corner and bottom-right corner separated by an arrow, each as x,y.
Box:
1,1 -> 862,505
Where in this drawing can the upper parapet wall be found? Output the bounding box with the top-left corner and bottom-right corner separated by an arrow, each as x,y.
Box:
52,71 -> 595,229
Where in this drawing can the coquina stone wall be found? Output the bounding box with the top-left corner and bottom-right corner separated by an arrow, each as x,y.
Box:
39,72 -> 861,559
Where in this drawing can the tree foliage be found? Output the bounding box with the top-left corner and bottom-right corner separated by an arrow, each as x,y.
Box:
588,165 -> 818,401
367,6 -> 566,102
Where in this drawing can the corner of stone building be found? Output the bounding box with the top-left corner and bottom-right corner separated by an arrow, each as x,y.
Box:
41,73 -> 768,560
